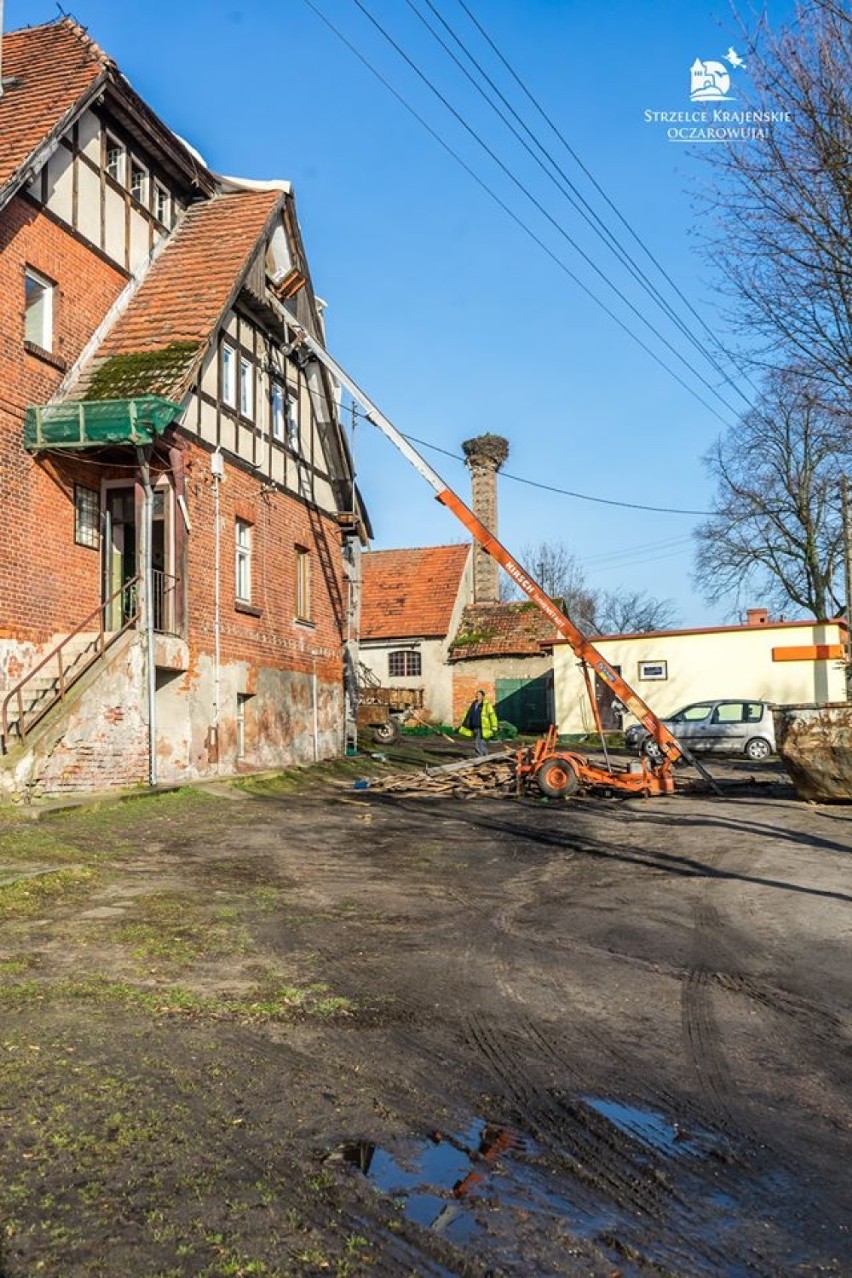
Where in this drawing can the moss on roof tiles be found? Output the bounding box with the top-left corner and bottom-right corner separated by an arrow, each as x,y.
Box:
83,341 -> 200,401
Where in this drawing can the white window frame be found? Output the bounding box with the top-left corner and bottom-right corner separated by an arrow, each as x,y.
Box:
286,389 -> 300,450
129,156 -> 149,204
388,650 -> 421,678
637,660 -> 668,681
236,693 -> 249,759
239,356 -> 254,420
235,519 -> 252,604
271,383 -> 285,441
153,181 -> 171,226
221,341 -> 237,408
24,267 -> 54,351
105,133 -> 126,185
295,546 -> 311,621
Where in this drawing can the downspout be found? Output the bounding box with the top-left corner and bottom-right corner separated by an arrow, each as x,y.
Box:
312,653 -> 319,762
212,451 -> 223,771
137,447 -> 157,788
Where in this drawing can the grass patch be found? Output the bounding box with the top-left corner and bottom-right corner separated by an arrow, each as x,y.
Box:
0,866 -> 94,918
0,972 -> 353,1022
110,891 -> 253,972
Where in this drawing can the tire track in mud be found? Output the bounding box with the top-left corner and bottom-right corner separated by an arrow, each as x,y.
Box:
463,1009 -> 746,1278
681,903 -> 739,1124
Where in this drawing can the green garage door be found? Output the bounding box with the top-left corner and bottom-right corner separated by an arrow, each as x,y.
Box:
495,675 -> 552,733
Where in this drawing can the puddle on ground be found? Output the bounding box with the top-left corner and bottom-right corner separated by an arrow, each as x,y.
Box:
331,1117 -> 616,1267
583,1096 -> 722,1159
330,1107 -> 806,1277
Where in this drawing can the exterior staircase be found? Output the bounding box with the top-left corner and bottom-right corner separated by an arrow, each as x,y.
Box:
0,577 -> 140,754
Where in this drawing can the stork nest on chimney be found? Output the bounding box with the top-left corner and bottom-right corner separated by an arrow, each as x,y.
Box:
461,433 -> 509,468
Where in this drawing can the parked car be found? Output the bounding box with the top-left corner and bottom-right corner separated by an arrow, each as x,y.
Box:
624,699 -> 776,762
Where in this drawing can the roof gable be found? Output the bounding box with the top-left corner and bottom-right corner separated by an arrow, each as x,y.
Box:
361,545 -> 471,640
0,19 -> 108,203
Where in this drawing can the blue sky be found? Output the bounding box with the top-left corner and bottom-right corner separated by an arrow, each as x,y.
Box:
11,0 -> 793,623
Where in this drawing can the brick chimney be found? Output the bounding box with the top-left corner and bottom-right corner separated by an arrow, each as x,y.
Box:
461,433 -> 509,604
745,608 -> 770,626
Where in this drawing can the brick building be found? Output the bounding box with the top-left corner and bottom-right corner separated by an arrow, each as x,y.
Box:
0,18 -> 367,796
359,544 -> 472,725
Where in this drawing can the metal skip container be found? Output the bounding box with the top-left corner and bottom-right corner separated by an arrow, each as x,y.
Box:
773,702 -> 852,802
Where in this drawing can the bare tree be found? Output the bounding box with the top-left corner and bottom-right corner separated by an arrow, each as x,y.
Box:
501,540 -> 599,626
594,589 -> 678,635
705,2 -> 852,393
694,370 -> 849,619
502,540 -> 676,634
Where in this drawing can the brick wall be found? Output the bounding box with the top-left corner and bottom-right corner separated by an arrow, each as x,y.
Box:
0,196 -> 128,642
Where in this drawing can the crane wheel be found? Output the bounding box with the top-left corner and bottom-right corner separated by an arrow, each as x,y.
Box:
536,757 -> 579,799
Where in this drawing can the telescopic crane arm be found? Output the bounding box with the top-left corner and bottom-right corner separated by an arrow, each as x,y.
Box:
287,322 -> 689,773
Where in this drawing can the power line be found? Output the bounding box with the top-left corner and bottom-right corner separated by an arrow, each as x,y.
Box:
298,0 -> 738,429
345,0 -> 744,424
398,428 -> 714,515
452,0 -> 763,401
406,0 -> 753,412
337,399 -> 713,514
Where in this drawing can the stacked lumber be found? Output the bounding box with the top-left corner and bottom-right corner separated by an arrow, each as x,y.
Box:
369,751 -> 517,798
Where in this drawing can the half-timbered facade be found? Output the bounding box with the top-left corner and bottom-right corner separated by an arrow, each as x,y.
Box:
0,18 -> 366,796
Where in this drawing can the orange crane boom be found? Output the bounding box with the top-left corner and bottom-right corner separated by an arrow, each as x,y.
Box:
285,319 -> 715,796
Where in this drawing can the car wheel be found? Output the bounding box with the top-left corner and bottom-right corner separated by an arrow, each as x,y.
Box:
372,719 -> 400,746
745,736 -> 772,761
640,737 -> 663,765
536,757 -> 579,799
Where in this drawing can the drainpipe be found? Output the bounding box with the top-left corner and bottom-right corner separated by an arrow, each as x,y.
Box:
137,447 -> 157,788
312,653 -> 319,762
212,451 -> 223,771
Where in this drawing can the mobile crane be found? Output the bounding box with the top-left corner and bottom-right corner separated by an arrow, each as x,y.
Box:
288,322 -> 715,798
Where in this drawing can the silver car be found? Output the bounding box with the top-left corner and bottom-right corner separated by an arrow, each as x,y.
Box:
624,699 -> 776,762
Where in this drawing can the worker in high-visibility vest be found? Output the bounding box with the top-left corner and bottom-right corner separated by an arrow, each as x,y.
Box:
458,690 -> 498,756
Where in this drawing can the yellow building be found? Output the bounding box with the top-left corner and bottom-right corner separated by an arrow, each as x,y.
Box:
551,612 -> 848,736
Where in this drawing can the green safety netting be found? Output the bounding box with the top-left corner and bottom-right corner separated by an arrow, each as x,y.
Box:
24,396 -> 183,451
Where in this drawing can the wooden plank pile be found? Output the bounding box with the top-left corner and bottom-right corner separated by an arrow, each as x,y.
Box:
369,750 -> 517,799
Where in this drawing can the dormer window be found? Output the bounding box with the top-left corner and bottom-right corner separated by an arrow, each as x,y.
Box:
153,181 -> 171,226
130,158 -> 148,204
106,134 -> 126,184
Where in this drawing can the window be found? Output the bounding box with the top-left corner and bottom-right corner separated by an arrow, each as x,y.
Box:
221,342 -> 236,407
712,702 -> 746,724
236,693 -> 250,759
673,703 -> 712,723
286,388 -> 299,449
271,383 -> 285,441
74,485 -> 100,549
153,181 -> 171,225
235,520 -> 252,603
105,134 -> 126,184
129,158 -> 148,203
239,356 -> 253,419
24,268 -> 54,350
388,650 -> 421,678
638,660 -> 667,681
744,701 -> 765,723
295,547 -> 311,621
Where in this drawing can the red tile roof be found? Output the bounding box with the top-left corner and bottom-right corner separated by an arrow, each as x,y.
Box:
78,190 -> 284,399
0,20 -> 108,197
450,601 -> 562,660
361,545 -> 470,640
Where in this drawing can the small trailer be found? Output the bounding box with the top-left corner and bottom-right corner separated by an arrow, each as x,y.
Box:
356,663 -> 423,745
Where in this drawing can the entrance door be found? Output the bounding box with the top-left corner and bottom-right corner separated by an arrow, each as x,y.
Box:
103,486 -> 137,629
595,665 -> 623,730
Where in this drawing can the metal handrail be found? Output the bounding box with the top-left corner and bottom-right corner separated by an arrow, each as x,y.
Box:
1,575 -> 141,750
